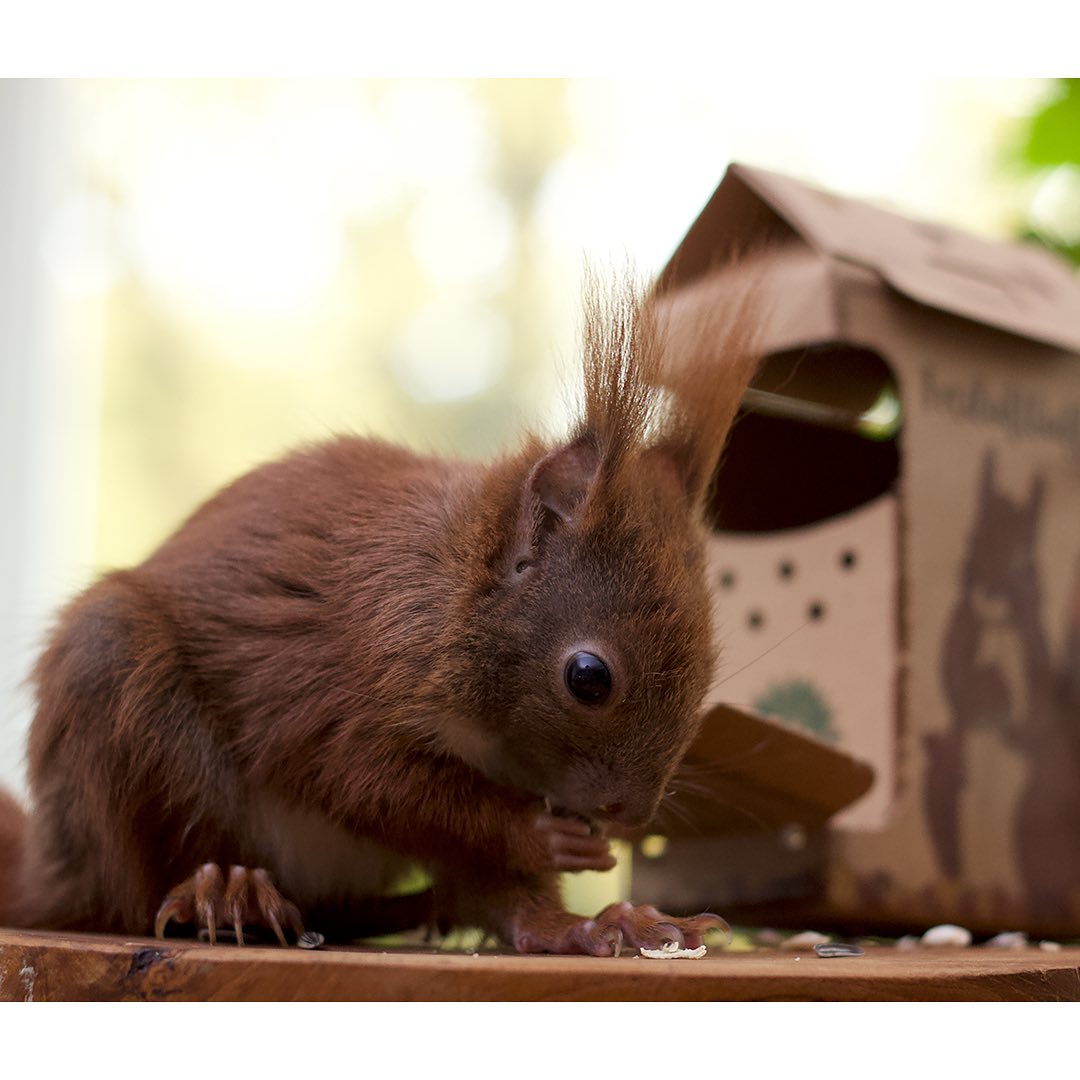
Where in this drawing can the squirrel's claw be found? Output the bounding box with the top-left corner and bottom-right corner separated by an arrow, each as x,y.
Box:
154,863 -> 306,947
512,899 -> 732,956
153,897 -> 186,941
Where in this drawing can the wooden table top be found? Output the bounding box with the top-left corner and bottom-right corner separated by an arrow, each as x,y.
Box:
2,927 -> 1078,1000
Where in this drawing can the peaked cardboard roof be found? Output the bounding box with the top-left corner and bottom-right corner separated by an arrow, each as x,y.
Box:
661,163 -> 1080,354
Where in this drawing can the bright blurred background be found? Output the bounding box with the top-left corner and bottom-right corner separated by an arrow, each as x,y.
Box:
2,77 -> 1078,809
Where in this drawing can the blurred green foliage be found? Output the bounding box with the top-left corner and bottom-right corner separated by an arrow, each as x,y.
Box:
1023,79 -> 1080,168
1012,78 -> 1080,265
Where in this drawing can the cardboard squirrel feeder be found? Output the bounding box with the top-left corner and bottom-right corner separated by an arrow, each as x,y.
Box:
635,163 -> 1080,937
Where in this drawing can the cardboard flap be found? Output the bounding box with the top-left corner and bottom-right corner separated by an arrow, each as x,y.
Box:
660,704 -> 875,838
733,164 -> 1080,354
667,163 -> 1080,354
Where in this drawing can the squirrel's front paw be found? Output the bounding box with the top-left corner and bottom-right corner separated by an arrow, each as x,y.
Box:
532,810 -> 616,873
513,901 -> 731,956
154,863 -> 306,946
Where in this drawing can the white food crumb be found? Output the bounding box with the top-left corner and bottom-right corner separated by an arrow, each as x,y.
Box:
781,931 -> 830,950
639,941 -> 707,960
920,923 -> 972,947
1039,940 -> 1062,952
985,932 -> 1027,950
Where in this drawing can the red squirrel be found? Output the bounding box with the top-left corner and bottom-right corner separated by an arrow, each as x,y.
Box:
0,272 -> 758,954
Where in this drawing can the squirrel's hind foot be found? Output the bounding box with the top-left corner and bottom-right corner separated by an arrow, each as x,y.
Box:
155,863 -> 306,947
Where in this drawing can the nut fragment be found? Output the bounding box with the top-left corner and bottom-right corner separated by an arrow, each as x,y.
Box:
985,931 -> 1027,950
920,924 -> 972,947
639,941 -> 707,960
753,928 -> 784,948
781,931 -> 831,951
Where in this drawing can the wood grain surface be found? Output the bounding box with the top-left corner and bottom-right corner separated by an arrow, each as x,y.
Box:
2,928 -> 1078,1001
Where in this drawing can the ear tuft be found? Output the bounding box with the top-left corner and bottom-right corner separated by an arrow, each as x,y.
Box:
577,260 -> 764,513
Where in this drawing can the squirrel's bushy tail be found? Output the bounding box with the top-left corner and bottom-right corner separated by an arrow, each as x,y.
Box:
0,788 -> 26,925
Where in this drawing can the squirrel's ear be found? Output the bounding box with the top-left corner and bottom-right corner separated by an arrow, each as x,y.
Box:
639,443 -> 695,504
507,438 -> 600,575
529,436 -> 600,525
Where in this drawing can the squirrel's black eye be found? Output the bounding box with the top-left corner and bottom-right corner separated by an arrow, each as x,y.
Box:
564,652 -> 612,705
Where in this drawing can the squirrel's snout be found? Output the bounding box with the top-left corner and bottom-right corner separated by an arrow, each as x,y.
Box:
550,771 -> 659,830
593,800 -> 653,829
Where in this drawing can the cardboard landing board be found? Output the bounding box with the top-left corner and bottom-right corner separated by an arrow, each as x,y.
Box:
660,702 -> 875,838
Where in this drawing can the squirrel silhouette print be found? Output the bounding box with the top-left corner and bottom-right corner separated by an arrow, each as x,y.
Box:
927,448 -> 1080,926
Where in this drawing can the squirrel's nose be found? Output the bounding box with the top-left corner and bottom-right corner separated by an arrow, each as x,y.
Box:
555,764 -> 660,828
594,800 -> 651,829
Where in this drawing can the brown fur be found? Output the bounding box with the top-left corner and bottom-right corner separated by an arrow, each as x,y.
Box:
0,789 -> 24,921
0,271 -> 760,951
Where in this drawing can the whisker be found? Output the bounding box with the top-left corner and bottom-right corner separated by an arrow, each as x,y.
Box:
719,796 -> 772,836
654,794 -> 701,836
657,780 -> 774,837
666,774 -> 722,796
677,737 -> 777,778
714,621 -> 811,687
667,779 -> 744,809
